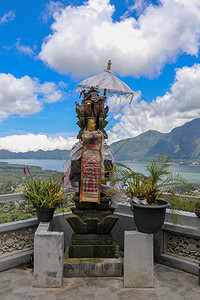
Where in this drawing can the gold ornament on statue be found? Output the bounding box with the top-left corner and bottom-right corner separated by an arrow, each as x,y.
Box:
86,118 -> 96,131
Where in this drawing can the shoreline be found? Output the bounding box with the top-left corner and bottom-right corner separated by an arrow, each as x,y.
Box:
1,158 -> 200,167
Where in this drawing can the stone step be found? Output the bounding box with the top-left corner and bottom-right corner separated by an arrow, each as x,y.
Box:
63,257 -> 123,277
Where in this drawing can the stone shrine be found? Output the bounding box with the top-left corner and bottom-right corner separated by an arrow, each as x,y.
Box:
63,61 -> 134,276
64,86 -> 119,259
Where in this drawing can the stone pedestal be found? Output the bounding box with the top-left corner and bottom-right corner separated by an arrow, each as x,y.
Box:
66,193 -> 119,260
33,223 -> 64,288
124,231 -> 154,288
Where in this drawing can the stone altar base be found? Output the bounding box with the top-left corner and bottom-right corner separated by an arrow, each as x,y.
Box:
68,233 -> 118,258
64,252 -> 123,277
65,193 -> 122,277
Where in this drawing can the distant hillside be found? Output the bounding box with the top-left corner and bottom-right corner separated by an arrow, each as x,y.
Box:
110,118 -> 200,161
111,130 -> 165,161
1,118 -> 200,162
0,149 -> 70,160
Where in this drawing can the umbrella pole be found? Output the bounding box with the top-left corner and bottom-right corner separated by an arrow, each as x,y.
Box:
103,89 -> 107,101
103,60 -> 111,101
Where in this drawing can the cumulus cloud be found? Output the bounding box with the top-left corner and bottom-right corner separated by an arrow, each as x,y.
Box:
0,73 -> 63,119
0,134 -> 76,152
0,10 -> 15,25
39,0 -> 200,77
2,64 -> 200,150
107,63 -> 200,144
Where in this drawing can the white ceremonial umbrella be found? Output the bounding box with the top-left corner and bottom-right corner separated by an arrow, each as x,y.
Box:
75,60 -> 135,98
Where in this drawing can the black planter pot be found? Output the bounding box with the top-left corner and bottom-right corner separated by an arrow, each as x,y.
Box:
36,207 -> 55,222
131,199 -> 170,234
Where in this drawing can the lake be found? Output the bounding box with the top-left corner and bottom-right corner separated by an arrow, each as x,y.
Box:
1,159 -> 200,183
125,161 -> 200,184
0,159 -> 66,172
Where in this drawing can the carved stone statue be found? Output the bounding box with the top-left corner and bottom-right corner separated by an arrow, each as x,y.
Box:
75,87 -> 109,139
64,88 -> 119,258
63,61 -> 133,259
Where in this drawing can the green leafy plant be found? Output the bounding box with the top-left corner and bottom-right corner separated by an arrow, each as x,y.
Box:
183,184 -> 200,217
23,166 -> 66,208
103,154 -> 186,206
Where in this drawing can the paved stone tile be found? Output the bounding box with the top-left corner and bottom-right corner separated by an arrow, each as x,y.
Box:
0,264 -> 199,300
156,280 -> 171,288
116,288 -> 135,298
95,291 -> 119,300
78,285 -> 97,294
82,292 -> 96,299
156,286 -> 171,296
12,286 -> 29,293
146,292 -> 158,299
54,286 -> 78,297
6,294 -> 28,300
184,293 -> 200,300
128,291 -> 152,300
170,282 -> 185,292
94,287 -> 110,297
26,287 -> 47,297
179,286 -> 196,297
0,284 -> 10,291
61,294 -> 85,300
159,291 -> 186,300
177,272 -> 192,281
193,285 -> 200,293
39,294 -> 57,300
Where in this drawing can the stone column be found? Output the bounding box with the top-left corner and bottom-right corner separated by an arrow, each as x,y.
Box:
33,223 -> 64,288
124,231 -> 154,288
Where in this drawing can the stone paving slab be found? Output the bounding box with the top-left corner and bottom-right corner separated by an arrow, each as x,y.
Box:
0,264 -> 199,299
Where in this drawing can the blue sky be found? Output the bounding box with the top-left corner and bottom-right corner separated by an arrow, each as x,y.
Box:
0,0 -> 200,152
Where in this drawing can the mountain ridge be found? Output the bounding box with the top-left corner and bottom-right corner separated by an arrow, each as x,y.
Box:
111,118 -> 200,161
0,149 -> 70,160
1,118 -> 200,162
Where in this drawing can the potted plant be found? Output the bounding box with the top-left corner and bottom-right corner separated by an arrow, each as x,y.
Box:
195,202 -> 200,217
23,166 -> 66,222
104,154 -> 185,234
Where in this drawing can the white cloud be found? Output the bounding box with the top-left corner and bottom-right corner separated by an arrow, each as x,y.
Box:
0,73 -> 63,119
39,0 -> 200,77
37,81 -> 63,103
107,63 -> 200,143
15,39 -> 34,56
2,64 -> 200,150
0,10 -> 15,25
0,134 -> 76,152
41,1 -> 64,23
122,0 -> 151,19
